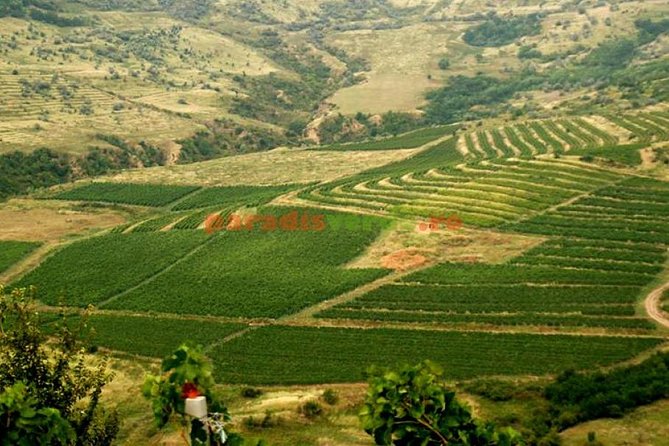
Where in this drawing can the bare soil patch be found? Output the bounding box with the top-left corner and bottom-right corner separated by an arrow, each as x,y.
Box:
0,199 -> 126,242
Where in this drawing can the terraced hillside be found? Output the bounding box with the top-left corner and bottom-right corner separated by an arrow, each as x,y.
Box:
3,113 -> 665,387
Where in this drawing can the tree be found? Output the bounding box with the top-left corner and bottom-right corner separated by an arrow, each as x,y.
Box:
143,344 -> 256,445
438,58 -> 450,70
0,285 -> 120,446
360,361 -> 523,445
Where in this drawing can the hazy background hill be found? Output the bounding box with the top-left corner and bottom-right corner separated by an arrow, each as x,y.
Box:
1,0 -> 668,197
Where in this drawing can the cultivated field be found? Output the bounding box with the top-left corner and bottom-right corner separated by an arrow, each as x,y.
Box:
3,113 -> 666,388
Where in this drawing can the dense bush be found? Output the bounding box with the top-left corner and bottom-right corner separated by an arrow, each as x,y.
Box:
545,353 -> 669,428
0,286 -> 120,446
361,361 -> 520,445
464,14 -> 542,47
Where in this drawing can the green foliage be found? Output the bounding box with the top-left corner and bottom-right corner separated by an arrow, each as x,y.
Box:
424,75 -> 520,124
241,388 -> 264,399
319,308 -> 653,330
545,353 -> 669,428
0,286 -> 119,446
518,45 -> 542,60
464,14 -> 542,47
360,361 -> 523,445
0,382 -> 75,446
177,123 -> 286,164
143,344 -> 229,428
321,389 -> 339,406
142,344 -> 248,445
0,149 -> 72,201
404,263 -> 652,286
438,57 -> 450,70
582,39 -> 637,69
298,401 -> 323,419
0,241 -> 41,274
52,183 -> 200,207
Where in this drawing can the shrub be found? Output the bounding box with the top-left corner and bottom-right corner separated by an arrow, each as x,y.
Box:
241,387 -> 264,399
299,401 -> 323,419
321,389 -> 339,406
360,361 -> 523,445
0,286 -> 119,446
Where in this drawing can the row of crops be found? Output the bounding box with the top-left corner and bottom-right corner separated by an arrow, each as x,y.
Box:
61,315 -> 663,384
314,125 -> 458,151
51,183 -> 201,207
50,183 -> 302,210
461,113 -> 669,160
210,326 -> 663,384
301,157 -> 624,227
603,112 -> 669,143
462,117 -> 619,159
317,260 -> 659,331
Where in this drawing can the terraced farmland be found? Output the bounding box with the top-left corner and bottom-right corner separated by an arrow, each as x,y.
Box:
103,210 -> 390,318
459,117 -> 622,158
15,208 -> 390,318
9,115 -> 669,387
14,232 -> 210,306
300,151 -> 624,227
0,73 -> 195,153
315,172 -> 669,332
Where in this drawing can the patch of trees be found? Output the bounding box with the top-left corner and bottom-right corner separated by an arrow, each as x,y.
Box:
28,8 -> 91,27
233,33 -> 335,128
0,149 -> 72,200
158,0 -> 213,21
424,74 -> 525,123
0,287 -> 120,445
0,0 -> 57,18
423,17 -> 669,125
464,13 -> 542,47
545,352 -> 669,428
317,111 -> 424,145
227,0 -> 279,24
0,0 -> 90,26
467,352 -> 669,445
0,136 -> 167,201
319,0 -> 403,22
177,120 -> 287,164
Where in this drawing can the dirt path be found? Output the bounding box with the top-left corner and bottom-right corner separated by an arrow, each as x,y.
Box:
645,281 -> 669,329
0,242 -> 60,284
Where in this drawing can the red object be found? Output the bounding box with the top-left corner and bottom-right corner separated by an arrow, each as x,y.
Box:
181,383 -> 200,399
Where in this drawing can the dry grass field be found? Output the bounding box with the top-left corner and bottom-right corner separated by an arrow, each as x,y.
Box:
102,147 -> 420,186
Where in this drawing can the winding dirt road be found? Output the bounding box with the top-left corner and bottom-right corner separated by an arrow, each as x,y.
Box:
645,281 -> 669,329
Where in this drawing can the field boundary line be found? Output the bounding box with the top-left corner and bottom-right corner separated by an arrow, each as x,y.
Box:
645,281 -> 669,329
503,174 -> 630,229
97,233 -> 222,308
0,242 -> 61,284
